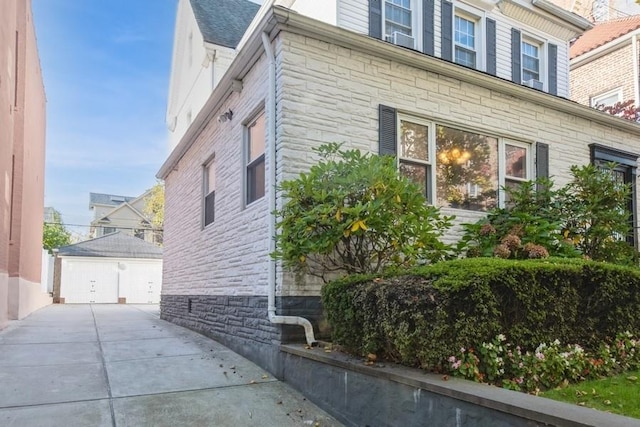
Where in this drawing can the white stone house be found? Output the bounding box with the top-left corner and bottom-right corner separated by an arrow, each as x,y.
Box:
158,1 -> 640,375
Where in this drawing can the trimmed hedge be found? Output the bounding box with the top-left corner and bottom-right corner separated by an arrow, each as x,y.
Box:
321,258 -> 640,370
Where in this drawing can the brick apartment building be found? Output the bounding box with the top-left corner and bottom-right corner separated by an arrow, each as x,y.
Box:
0,0 -> 51,328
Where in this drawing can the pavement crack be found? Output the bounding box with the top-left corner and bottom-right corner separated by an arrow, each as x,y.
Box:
90,304 -> 117,427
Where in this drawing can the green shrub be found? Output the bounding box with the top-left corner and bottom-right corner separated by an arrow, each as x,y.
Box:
460,164 -> 636,264
321,258 -> 640,371
273,143 -> 454,281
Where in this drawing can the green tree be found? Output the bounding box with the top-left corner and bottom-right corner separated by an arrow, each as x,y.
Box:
273,143 -> 454,282
43,209 -> 71,254
143,182 -> 164,244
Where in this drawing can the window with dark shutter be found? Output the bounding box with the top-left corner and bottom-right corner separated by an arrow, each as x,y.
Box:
441,1 -> 453,61
590,144 -> 639,246
548,43 -> 558,95
369,0 -> 383,39
486,18 -> 496,75
511,28 -> 521,84
423,0 -> 435,55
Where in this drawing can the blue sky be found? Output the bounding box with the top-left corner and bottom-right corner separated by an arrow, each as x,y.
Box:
33,0 -> 177,237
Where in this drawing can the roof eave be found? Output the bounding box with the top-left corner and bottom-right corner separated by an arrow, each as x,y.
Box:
531,0 -> 594,31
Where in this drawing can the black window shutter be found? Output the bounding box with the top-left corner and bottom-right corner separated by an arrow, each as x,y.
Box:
511,28 -> 521,84
379,105 -> 397,156
536,142 -> 549,185
369,0 -> 382,40
441,1 -> 453,61
423,0 -> 435,56
486,19 -> 497,75
548,43 -> 558,95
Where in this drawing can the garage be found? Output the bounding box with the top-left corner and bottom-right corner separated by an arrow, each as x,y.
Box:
53,232 -> 162,304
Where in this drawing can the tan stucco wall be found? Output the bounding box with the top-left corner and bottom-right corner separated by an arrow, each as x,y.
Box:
0,0 -> 49,326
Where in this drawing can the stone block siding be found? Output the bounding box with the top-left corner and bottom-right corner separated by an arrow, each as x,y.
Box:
160,294 -> 327,374
277,31 -> 640,294
571,43 -> 637,106
162,54 -> 271,298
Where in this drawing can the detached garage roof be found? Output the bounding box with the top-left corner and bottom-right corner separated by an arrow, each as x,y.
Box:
57,232 -> 162,259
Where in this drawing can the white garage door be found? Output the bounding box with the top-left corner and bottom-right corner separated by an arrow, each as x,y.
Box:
123,262 -> 162,304
61,260 -> 119,303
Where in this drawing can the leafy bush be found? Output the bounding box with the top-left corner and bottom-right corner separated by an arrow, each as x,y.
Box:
321,258 -> 640,371
273,143 -> 454,281
460,165 -> 635,264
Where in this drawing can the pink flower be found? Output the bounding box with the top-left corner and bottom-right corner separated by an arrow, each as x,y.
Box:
448,356 -> 457,363
535,352 -> 545,360
452,360 -> 462,370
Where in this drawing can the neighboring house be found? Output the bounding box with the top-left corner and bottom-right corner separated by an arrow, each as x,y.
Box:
570,15 -> 640,109
0,0 -> 51,328
166,0 -> 261,151
89,191 -> 161,245
158,1 -> 640,376
549,0 -> 640,23
53,232 -> 163,304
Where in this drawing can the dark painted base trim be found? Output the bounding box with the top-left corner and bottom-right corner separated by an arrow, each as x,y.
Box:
160,294 -> 327,376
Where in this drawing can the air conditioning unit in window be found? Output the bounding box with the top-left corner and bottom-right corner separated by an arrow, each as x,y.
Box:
523,79 -> 544,90
385,31 -> 415,49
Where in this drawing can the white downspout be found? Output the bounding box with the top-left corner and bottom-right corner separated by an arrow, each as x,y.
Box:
633,34 -> 639,108
261,31 -> 317,346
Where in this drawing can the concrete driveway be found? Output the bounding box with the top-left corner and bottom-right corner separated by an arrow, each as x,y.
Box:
0,304 -> 341,427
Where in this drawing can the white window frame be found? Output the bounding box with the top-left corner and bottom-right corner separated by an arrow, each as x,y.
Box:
590,88 -> 623,108
244,111 -> 266,207
397,114 -> 532,209
383,0 -> 422,51
521,35 -> 546,89
397,113 -> 435,202
453,4 -> 485,71
498,140 -> 532,207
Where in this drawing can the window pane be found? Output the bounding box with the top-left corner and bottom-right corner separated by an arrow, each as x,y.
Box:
505,144 -> 527,179
591,92 -> 621,108
204,191 -> 215,226
436,126 -> 498,211
247,157 -> 265,204
206,162 -> 215,194
385,0 -> 412,36
249,114 -> 266,162
400,161 -> 428,198
455,46 -> 476,68
454,16 -> 475,49
400,120 -> 429,161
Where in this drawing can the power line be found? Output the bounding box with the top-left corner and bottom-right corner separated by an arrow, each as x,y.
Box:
44,222 -> 163,231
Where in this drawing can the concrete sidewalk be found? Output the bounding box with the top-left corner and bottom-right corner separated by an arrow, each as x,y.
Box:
0,304 -> 341,427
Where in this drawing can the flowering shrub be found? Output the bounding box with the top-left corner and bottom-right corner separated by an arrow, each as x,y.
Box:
447,332 -> 640,392
460,165 -> 636,264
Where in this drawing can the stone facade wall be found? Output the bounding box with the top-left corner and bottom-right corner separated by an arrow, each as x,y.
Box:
277,30 -> 640,294
162,26 -> 640,373
570,43 -> 637,106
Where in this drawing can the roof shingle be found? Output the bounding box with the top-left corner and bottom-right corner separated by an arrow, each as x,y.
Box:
570,15 -> 640,58
190,0 -> 260,48
89,192 -> 136,207
57,232 -> 162,259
